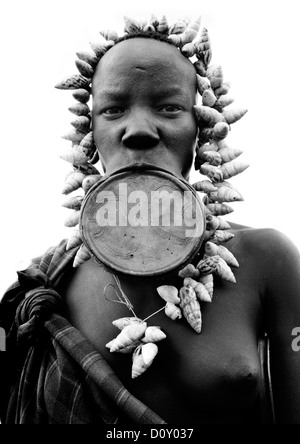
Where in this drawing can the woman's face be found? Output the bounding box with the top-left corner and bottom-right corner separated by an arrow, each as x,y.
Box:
92,38 -> 198,179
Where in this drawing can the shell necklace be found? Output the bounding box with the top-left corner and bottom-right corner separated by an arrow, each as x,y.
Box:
104,275 -> 181,379
55,15 -> 249,378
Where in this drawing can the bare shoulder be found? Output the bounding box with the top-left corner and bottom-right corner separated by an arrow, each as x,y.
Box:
228,221 -> 299,259
228,222 -> 300,301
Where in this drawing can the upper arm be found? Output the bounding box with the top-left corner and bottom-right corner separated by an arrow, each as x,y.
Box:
260,229 -> 300,423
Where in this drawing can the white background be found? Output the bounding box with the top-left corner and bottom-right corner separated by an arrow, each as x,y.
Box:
0,0 -> 299,296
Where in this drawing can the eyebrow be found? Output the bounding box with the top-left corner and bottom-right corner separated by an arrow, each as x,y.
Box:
95,90 -> 130,101
153,86 -> 185,97
96,86 -> 186,100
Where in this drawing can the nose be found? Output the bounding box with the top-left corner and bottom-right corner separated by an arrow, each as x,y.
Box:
122,110 -> 160,150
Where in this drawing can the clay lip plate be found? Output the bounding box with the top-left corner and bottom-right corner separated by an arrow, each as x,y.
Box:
80,168 -> 205,278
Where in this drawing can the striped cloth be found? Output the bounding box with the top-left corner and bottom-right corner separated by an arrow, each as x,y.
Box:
0,240 -> 166,424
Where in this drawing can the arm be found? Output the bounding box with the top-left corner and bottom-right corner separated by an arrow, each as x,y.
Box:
261,229 -> 300,423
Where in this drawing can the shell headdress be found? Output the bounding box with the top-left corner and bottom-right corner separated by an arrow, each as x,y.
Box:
55,14 -> 248,377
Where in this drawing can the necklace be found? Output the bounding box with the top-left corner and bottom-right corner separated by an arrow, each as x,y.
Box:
104,275 -> 181,379
55,15 -> 248,378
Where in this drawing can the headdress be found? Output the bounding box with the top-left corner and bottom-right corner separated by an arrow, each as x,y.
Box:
55,14 -> 249,377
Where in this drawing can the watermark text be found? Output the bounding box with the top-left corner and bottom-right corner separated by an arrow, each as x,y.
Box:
0,327 -> 6,351
95,183 -> 201,238
291,327 -> 300,352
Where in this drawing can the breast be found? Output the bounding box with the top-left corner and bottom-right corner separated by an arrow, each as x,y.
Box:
156,327 -> 261,411
104,312 -> 261,425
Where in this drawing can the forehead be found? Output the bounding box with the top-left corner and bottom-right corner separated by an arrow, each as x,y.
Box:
92,38 -> 196,97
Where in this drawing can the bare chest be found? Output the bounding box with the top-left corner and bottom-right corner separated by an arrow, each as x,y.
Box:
61,258 -> 263,423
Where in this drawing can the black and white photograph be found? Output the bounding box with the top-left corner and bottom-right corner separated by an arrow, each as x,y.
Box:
0,0 -> 299,427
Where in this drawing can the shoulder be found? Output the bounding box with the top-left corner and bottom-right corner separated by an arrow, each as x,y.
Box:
229,222 -> 300,303
227,222 -> 300,289
228,222 -> 299,260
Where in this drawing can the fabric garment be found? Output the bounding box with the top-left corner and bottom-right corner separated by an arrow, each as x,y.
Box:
0,240 -> 166,424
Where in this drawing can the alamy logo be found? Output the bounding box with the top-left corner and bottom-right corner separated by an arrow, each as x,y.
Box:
291,327 -> 300,352
95,183 -> 201,238
0,327 -> 5,351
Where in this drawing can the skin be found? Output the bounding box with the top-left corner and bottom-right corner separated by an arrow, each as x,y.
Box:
61,38 -> 300,424
91,38 -> 198,179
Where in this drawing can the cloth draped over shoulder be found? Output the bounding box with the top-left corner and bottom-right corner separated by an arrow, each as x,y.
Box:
0,240 -> 166,424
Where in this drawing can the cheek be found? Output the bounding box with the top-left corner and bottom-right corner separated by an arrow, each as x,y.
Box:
174,115 -> 198,153
175,117 -> 198,176
91,128 -> 111,172
93,117 -> 112,144
92,118 -> 120,159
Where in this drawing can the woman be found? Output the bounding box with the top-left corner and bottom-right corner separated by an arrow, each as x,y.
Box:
1,15 -> 300,424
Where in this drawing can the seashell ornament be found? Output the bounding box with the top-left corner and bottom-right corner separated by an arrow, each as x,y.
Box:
71,116 -> 91,131
124,16 -> 141,33
156,285 -> 180,304
178,263 -> 200,279
201,150 -> 222,166
131,343 -> 158,378
199,274 -> 214,299
164,302 -> 182,320
195,27 -> 212,66
109,322 -> 147,353
218,145 -> 243,163
194,59 -> 208,76
82,174 -> 102,192
157,15 -> 169,34
73,243 -> 92,268
206,65 -> 223,89
202,89 -> 217,107
197,255 -> 236,283
181,16 -> 201,45
141,326 -> 167,343
207,186 -> 244,203
169,20 -> 187,35
55,74 -> 91,90
168,34 -> 182,47
194,105 -> 225,127
192,180 -> 217,193
76,51 -> 99,68
66,228 -> 83,251
72,88 -> 91,104
64,210 -> 80,228
209,230 -> 235,244
183,278 -> 211,303
206,214 -> 231,230
179,285 -> 202,333
200,163 -> 223,182
196,74 -> 211,95
75,59 -> 94,78
205,202 -> 234,216
62,195 -> 84,211
112,316 -> 143,330
220,159 -> 250,179
106,339 -> 141,354
62,172 -> 85,194
99,29 -> 119,42
205,242 -> 239,267
59,146 -> 89,165
68,103 -> 90,116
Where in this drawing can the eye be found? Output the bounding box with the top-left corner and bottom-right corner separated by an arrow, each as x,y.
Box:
103,107 -> 126,115
159,105 -> 183,113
